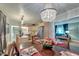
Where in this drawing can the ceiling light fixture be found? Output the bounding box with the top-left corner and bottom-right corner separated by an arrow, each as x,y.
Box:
40,4 -> 57,22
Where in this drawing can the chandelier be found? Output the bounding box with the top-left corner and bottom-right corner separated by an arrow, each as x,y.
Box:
40,4 -> 57,22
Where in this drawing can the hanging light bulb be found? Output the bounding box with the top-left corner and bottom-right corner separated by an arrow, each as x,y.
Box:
21,15 -> 24,25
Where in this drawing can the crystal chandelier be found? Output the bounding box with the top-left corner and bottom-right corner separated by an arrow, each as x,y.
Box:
40,4 -> 57,22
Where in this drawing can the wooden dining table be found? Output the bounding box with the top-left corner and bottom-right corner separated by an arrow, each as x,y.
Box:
16,36 -> 60,56
19,39 -> 56,56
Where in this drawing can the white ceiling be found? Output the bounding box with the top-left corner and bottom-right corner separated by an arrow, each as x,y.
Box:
0,3 -> 79,26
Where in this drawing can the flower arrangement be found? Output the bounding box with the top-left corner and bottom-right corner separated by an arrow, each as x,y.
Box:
43,38 -> 53,49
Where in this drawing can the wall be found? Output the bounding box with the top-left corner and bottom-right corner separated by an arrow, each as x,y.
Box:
54,16 -> 79,41
55,7 -> 79,23
6,16 -> 20,46
68,22 -> 79,41
10,26 -> 29,43
49,7 -> 79,39
6,24 -> 11,46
